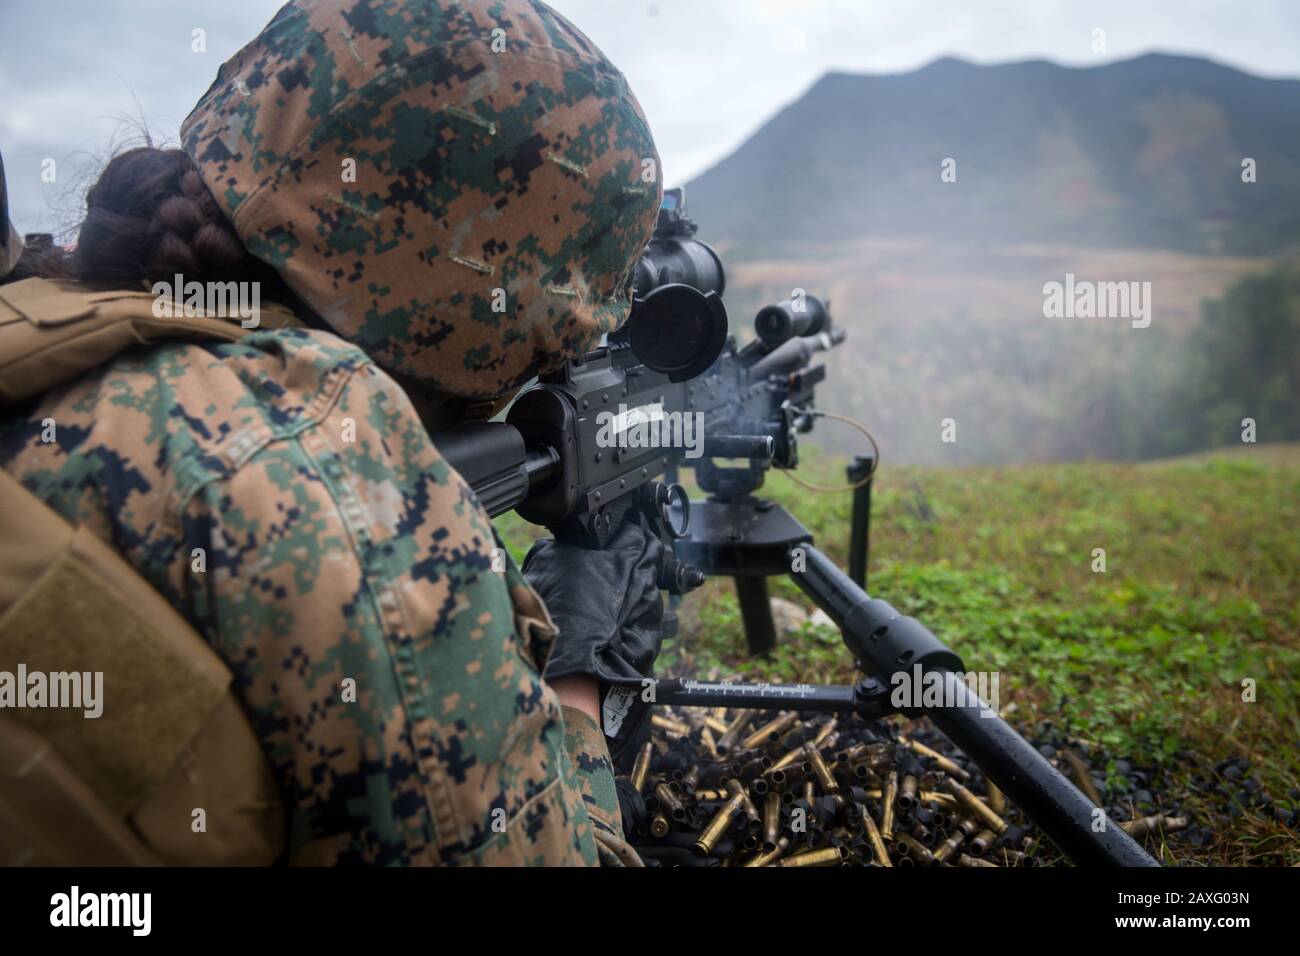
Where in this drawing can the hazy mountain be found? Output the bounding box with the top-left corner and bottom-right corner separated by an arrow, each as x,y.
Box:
684,53 -> 1300,258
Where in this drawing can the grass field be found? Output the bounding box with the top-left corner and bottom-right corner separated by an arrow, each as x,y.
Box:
496,443 -> 1300,865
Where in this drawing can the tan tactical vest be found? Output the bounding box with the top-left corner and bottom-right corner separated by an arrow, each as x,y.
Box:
0,277 -> 297,865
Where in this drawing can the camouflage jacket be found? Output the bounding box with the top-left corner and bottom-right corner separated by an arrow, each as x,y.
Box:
0,325 -> 626,865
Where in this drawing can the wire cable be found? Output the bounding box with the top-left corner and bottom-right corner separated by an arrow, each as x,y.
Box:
773,410 -> 880,493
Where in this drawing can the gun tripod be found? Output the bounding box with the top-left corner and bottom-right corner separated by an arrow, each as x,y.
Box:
677,453 -> 876,656
660,461 -> 1157,867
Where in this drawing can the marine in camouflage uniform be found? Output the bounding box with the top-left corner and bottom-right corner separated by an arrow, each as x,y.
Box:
0,0 -> 661,865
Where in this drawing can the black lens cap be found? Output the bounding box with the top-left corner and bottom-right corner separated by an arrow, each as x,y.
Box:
626,283 -> 728,382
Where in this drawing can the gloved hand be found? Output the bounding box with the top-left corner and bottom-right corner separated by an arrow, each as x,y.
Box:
522,520 -> 675,768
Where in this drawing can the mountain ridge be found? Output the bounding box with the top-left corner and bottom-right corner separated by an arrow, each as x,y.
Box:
683,52 -> 1300,257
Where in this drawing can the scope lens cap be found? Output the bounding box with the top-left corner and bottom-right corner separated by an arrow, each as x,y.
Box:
627,283 -> 728,382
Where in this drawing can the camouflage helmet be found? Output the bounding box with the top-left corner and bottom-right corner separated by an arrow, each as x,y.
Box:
181,0 -> 661,400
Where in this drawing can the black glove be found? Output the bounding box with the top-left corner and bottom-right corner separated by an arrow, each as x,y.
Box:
522,520 -> 675,768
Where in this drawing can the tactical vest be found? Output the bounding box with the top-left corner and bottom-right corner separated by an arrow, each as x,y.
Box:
0,277 -> 298,865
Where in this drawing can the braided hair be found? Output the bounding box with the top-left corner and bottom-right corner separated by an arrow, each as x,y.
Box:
9,147 -> 289,299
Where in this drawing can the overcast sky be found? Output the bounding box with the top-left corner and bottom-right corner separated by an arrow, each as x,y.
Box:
4,0 -> 1299,235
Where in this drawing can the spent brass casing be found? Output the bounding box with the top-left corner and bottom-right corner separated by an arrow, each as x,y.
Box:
882,772 -> 899,839
985,781 -> 1006,815
703,715 -> 730,735
933,831 -> 965,863
694,784 -> 747,856
1119,814 -> 1189,838
650,814 -> 670,838
770,742 -> 809,774
736,756 -> 772,784
784,761 -> 815,787
959,852 -> 999,868
651,714 -> 691,737
737,783 -> 761,825
716,710 -> 756,752
970,828 -> 996,855
919,791 -> 959,808
898,773 -> 919,810
836,742 -> 869,766
900,735 -> 971,780
742,712 -> 798,751
700,727 -> 719,759
945,778 -> 1007,834
862,810 -> 892,867
630,742 -> 653,793
804,743 -> 839,793
1062,749 -> 1103,807
816,732 -> 841,756
763,792 -> 781,849
893,832 -> 936,865
695,788 -> 730,802
811,717 -> 838,750
745,836 -> 791,867
777,845 -> 848,867
843,763 -> 873,786
654,782 -> 685,814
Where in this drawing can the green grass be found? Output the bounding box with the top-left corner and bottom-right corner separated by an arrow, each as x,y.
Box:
497,443 -> 1300,864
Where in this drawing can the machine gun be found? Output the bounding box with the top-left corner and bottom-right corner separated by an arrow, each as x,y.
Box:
433,188 -> 1157,867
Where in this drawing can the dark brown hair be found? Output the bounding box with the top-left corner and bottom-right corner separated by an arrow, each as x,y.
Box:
9,147 -> 289,298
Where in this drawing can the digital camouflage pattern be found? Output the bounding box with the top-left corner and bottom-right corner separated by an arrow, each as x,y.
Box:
181,0 -> 663,400
1,0 -> 659,864
1,325 -> 600,864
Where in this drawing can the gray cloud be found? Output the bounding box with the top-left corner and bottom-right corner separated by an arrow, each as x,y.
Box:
4,0 -> 1298,235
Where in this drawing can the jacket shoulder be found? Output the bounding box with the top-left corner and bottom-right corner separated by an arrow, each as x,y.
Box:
0,327 -> 373,537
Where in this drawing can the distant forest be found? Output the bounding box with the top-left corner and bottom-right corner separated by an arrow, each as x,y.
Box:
1115,259 -> 1300,459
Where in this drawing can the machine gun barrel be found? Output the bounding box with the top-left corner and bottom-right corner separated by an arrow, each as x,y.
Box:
790,543 -> 1158,867
701,434 -> 775,459
747,328 -> 845,380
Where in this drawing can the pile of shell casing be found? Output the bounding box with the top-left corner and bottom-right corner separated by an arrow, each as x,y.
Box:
622,708 -> 1047,867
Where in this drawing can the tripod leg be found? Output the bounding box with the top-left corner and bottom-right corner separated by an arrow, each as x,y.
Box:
847,454 -> 874,590
734,576 -> 777,656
